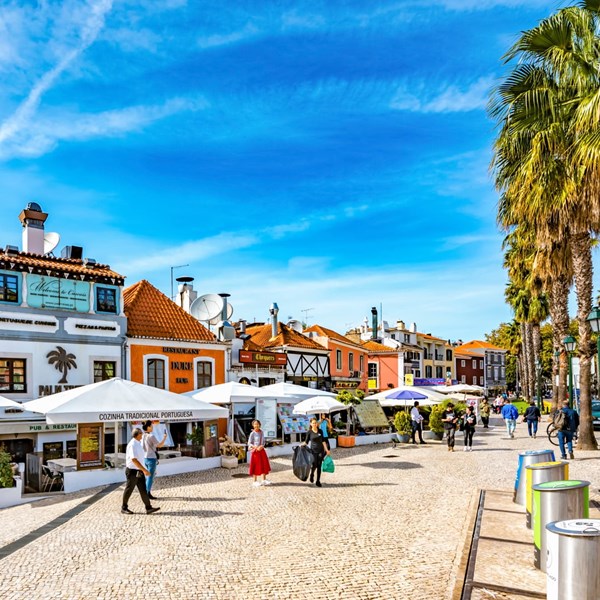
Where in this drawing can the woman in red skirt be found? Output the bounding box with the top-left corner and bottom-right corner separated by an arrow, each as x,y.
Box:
248,420 -> 271,487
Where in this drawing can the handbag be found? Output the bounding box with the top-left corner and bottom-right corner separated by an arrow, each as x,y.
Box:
322,455 -> 335,473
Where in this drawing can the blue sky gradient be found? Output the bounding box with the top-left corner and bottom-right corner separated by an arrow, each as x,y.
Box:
0,0 -> 591,340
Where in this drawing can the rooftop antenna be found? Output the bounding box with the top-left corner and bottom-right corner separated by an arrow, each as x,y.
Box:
301,307 -> 314,326
170,264 -> 189,300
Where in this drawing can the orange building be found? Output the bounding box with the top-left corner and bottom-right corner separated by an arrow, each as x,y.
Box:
303,324 -> 367,391
360,339 -> 404,392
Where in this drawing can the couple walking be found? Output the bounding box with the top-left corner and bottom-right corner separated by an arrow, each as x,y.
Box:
442,403 -> 476,452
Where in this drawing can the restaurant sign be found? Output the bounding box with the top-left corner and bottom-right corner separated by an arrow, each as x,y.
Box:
77,423 -> 104,470
333,381 -> 358,390
239,351 -> 287,366
27,275 -> 90,312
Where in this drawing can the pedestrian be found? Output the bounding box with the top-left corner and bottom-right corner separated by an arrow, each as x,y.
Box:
303,417 -> 331,487
121,428 -> 160,515
555,400 -> 580,460
501,398 -> 519,438
142,420 -> 167,500
319,414 -> 332,450
463,405 -> 476,451
248,420 -> 272,487
441,402 -> 459,452
494,395 -> 503,414
522,400 -> 542,438
410,401 -> 426,444
479,397 -> 491,428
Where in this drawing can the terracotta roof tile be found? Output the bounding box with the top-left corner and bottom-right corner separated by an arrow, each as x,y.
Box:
361,340 -> 401,354
0,250 -> 125,283
246,322 -> 328,351
455,340 -> 506,352
124,280 -> 216,342
417,332 -> 448,342
304,324 -> 365,349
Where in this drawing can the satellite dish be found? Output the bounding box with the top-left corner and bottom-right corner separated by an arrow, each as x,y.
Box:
43,232 -> 60,255
227,303 -> 234,319
190,294 -> 224,323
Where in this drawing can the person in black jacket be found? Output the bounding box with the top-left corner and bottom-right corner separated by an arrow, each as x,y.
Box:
441,403 -> 460,452
463,405 -> 476,451
303,417 -> 331,487
522,400 -> 542,438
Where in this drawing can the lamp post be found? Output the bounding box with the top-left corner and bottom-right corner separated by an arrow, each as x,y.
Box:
586,306 -> 600,399
534,358 -> 542,412
563,335 -> 577,409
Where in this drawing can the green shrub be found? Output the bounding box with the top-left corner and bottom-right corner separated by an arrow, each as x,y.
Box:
428,405 -> 444,433
394,411 -> 412,436
0,445 -> 14,488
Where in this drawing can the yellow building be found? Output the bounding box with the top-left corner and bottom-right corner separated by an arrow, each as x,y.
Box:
416,332 -> 454,381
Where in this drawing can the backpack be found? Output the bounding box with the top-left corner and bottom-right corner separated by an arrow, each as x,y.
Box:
552,409 -> 568,431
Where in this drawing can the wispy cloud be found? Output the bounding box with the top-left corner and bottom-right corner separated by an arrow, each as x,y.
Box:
197,23 -> 259,49
391,76 -> 494,113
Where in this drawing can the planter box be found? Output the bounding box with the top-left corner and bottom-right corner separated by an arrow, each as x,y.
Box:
221,456 -> 239,469
354,433 -> 394,446
337,435 -> 355,448
423,430 -> 443,441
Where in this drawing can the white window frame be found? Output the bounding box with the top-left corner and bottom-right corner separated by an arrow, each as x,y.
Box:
193,356 -> 215,389
461,360 -> 466,367
143,354 -> 169,390
461,375 -> 466,383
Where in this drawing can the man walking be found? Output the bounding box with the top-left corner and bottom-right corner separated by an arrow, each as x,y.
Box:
501,398 -> 519,438
122,428 -> 160,515
479,397 -> 491,428
410,401 -> 426,444
441,402 -> 459,452
556,400 -> 579,460
142,420 -> 167,500
523,400 -> 542,438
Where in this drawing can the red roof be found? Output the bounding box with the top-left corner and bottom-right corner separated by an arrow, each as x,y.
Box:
361,340 -> 401,354
455,340 -> 506,352
304,324 -> 365,349
246,322 -> 328,351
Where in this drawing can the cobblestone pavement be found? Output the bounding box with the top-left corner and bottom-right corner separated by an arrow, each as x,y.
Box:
0,418 -> 599,600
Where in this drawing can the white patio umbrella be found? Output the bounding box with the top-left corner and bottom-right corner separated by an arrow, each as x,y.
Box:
438,384 -> 484,395
379,396 -> 441,408
368,385 -> 447,402
0,395 -> 25,410
259,382 -> 336,399
183,381 -> 279,404
23,377 -> 229,424
292,396 -> 348,415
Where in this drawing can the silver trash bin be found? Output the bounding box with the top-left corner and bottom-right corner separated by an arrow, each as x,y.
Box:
524,461 -> 568,528
546,519 -> 600,600
514,449 -> 555,504
532,480 -> 589,571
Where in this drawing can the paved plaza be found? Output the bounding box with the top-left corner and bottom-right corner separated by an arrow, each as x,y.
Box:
1,418 -> 599,600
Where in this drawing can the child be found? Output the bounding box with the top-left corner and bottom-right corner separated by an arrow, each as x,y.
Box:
248,420 -> 271,487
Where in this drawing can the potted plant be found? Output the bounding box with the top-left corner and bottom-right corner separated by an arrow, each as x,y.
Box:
393,411 -> 412,443
336,389 -> 363,447
185,426 -> 205,458
219,435 -> 241,469
426,405 -> 445,440
0,445 -> 15,488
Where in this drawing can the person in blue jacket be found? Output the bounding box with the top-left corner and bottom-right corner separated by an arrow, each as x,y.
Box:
556,400 -> 580,460
501,398 -> 519,438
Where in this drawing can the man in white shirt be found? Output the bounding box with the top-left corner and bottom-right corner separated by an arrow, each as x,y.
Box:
410,401 -> 426,444
121,428 -> 160,515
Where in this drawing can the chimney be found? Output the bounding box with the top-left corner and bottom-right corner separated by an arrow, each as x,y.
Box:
397,320 -> 405,330
409,322 -> 417,333
19,202 -> 48,254
239,319 -> 246,334
371,306 -> 378,340
219,293 -> 230,321
270,302 -> 279,338
176,277 -> 196,312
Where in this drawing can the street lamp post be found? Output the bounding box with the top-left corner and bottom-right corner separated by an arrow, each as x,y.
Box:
563,335 -> 577,409
586,306 -> 600,399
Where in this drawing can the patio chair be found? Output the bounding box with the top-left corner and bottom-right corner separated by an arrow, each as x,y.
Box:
41,465 -> 64,492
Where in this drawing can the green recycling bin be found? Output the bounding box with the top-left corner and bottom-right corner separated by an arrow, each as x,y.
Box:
525,461 -> 569,529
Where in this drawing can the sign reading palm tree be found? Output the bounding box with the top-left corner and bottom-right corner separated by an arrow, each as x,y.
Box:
47,346 -> 77,384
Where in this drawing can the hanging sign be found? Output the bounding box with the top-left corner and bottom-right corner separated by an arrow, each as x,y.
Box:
77,423 -> 104,470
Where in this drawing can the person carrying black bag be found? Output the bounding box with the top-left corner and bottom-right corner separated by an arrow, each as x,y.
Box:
522,400 -> 542,438
302,417 -> 331,487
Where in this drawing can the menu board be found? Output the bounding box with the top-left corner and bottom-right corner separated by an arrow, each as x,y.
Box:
353,400 -> 389,428
77,423 -> 104,470
277,403 -> 310,435
256,398 -> 278,439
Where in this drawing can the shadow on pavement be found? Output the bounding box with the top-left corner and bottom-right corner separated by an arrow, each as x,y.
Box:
272,481 -> 397,488
344,461 -> 422,470
148,510 -> 244,518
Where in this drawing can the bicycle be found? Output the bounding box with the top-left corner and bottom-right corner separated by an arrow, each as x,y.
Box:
546,423 -> 578,447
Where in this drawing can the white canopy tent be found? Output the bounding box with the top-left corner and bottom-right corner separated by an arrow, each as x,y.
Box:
0,395 -> 26,410
292,396 -> 348,415
259,382 -> 336,400
183,381 -> 279,404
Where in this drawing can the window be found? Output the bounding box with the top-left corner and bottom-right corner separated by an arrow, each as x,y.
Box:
461,375 -> 466,383
473,376 -> 477,385
461,360 -> 465,367
480,376 -> 484,385
96,287 -> 117,313
425,366 -> 432,378
0,358 -> 26,393
480,360 -> 484,369
436,366 -> 443,378
368,363 -> 377,378
404,334 -> 410,343
147,359 -> 165,389
446,349 -> 452,361
94,361 -> 116,382
494,367 -> 499,380
359,355 -> 364,373
336,350 -> 342,370
196,361 -> 212,389
391,334 -> 396,340
348,353 -> 354,372
0,274 -> 18,303
472,359 -> 477,369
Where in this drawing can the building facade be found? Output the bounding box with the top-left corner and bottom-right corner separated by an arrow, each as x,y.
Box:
454,340 -> 507,393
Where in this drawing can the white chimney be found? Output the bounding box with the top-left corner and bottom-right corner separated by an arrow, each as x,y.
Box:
409,322 -> 417,333
397,320 -> 405,330
270,302 -> 279,338
175,277 -> 196,312
19,202 -> 48,254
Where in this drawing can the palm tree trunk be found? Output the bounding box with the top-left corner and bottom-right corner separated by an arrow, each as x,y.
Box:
531,323 -> 541,400
549,275 -> 570,411
571,232 -> 597,450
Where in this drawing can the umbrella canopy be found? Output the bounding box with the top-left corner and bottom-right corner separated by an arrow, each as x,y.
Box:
438,384 -> 484,395
445,392 -> 482,403
292,396 -> 348,415
23,377 -> 229,424
183,381 -> 279,405
259,382 -> 336,398
386,389 -> 428,401
379,396 -> 441,408
369,385 -> 446,402
0,395 -> 25,410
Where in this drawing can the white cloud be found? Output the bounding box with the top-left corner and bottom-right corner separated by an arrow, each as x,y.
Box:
197,23 -> 259,49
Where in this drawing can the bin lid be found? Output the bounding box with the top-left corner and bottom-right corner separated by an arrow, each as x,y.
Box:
525,461 -> 565,470
546,519 -> 600,537
533,480 -> 590,492
518,450 -> 554,456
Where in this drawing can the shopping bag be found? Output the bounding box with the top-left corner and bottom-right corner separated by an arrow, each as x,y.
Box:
292,445 -> 314,481
322,454 -> 335,473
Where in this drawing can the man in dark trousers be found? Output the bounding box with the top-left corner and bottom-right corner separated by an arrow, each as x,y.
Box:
121,428 -> 160,515
410,401 -> 426,444
523,400 -> 542,438
556,400 -> 579,460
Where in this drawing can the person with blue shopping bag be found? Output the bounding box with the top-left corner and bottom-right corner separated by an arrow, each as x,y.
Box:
501,399 -> 519,438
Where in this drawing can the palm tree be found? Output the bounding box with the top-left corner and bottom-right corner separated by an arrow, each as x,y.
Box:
47,346 -> 77,384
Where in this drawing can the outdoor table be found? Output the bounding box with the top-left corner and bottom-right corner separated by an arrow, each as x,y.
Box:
47,458 -> 77,473
158,450 -> 182,459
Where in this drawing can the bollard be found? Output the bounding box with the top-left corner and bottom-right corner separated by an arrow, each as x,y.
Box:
532,480 -> 589,571
513,449 -> 555,504
546,519 -> 600,600
524,461 -> 568,529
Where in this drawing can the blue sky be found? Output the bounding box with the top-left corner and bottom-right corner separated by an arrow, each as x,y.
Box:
0,0 -> 590,341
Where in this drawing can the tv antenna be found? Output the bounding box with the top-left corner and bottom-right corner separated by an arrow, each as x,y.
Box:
301,307 -> 314,325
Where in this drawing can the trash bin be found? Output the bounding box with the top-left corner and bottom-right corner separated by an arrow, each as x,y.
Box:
524,461 -> 568,529
546,519 -> 600,600
532,480 -> 589,571
514,449 -> 555,504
